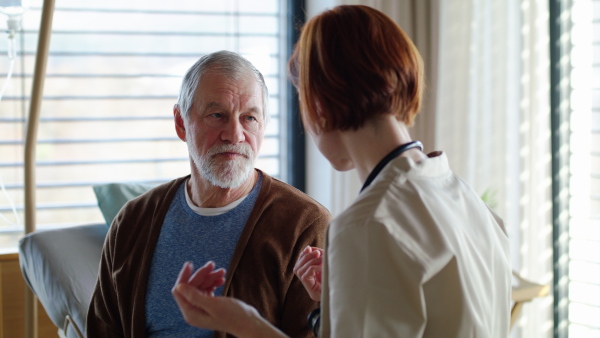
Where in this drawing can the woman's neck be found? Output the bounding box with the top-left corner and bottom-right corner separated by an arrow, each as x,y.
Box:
340,116 -> 427,183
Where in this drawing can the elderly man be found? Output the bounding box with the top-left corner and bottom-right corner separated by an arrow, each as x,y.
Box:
87,50 -> 331,338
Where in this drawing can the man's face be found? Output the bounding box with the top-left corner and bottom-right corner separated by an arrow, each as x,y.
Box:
178,70 -> 265,188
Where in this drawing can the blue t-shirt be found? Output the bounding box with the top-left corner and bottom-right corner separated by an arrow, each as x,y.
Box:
145,175 -> 262,337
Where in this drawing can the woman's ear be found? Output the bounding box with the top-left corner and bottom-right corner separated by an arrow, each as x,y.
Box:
315,101 -> 328,130
174,104 -> 186,142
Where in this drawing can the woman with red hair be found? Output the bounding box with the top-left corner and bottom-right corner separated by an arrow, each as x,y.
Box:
172,5 -> 511,337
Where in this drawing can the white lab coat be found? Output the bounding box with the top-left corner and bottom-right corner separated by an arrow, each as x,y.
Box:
320,152 -> 511,338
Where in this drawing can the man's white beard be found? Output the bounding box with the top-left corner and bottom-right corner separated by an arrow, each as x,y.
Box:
190,143 -> 255,189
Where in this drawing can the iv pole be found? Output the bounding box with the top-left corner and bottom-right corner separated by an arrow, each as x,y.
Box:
23,0 -> 55,336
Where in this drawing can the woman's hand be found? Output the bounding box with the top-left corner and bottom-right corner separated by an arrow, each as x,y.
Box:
293,246 -> 324,301
173,282 -> 259,335
172,261 -> 226,296
172,261 -> 288,338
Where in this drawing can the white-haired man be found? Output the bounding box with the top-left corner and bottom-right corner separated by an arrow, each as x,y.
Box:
87,50 -> 331,338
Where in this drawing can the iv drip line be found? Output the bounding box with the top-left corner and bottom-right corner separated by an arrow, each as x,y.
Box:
0,46 -> 16,101
0,13 -> 22,227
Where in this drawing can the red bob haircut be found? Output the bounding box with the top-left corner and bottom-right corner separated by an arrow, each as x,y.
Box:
288,5 -> 424,132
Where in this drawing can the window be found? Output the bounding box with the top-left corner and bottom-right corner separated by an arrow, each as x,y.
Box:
551,0 -> 600,335
566,0 -> 600,334
0,0 -> 297,251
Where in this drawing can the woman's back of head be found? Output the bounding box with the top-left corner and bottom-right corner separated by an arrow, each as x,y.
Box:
288,5 -> 424,133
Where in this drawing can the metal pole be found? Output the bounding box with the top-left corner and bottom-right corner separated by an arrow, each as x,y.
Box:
23,0 -> 55,336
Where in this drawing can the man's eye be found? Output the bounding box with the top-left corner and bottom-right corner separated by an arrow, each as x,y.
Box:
209,113 -> 224,118
244,115 -> 258,122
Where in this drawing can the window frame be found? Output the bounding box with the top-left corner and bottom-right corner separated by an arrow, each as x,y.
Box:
0,0 -> 307,246
549,0 -> 571,336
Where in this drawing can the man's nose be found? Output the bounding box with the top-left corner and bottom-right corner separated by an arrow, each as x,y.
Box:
221,118 -> 245,143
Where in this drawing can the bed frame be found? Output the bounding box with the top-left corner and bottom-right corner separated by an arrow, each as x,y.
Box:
19,224 -> 107,338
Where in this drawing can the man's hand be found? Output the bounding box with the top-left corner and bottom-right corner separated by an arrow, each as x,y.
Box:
293,246 -> 324,301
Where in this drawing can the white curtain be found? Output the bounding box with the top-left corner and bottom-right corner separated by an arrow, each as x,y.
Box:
305,1 -> 553,336
435,1 -> 553,337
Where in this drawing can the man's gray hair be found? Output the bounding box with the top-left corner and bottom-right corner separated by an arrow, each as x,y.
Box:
177,50 -> 269,122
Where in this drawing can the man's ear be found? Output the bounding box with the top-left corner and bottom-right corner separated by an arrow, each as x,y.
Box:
174,104 -> 186,142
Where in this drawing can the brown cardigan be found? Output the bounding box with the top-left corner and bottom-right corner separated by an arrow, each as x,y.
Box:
86,170 -> 331,337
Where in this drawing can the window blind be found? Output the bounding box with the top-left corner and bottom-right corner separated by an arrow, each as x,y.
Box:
552,0 -> 600,335
0,0 -> 289,250
568,0 -> 600,334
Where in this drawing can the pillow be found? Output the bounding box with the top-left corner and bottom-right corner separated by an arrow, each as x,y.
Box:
93,182 -> 155,226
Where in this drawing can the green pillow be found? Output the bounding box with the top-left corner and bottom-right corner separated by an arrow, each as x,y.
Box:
93,182 -> 155,227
